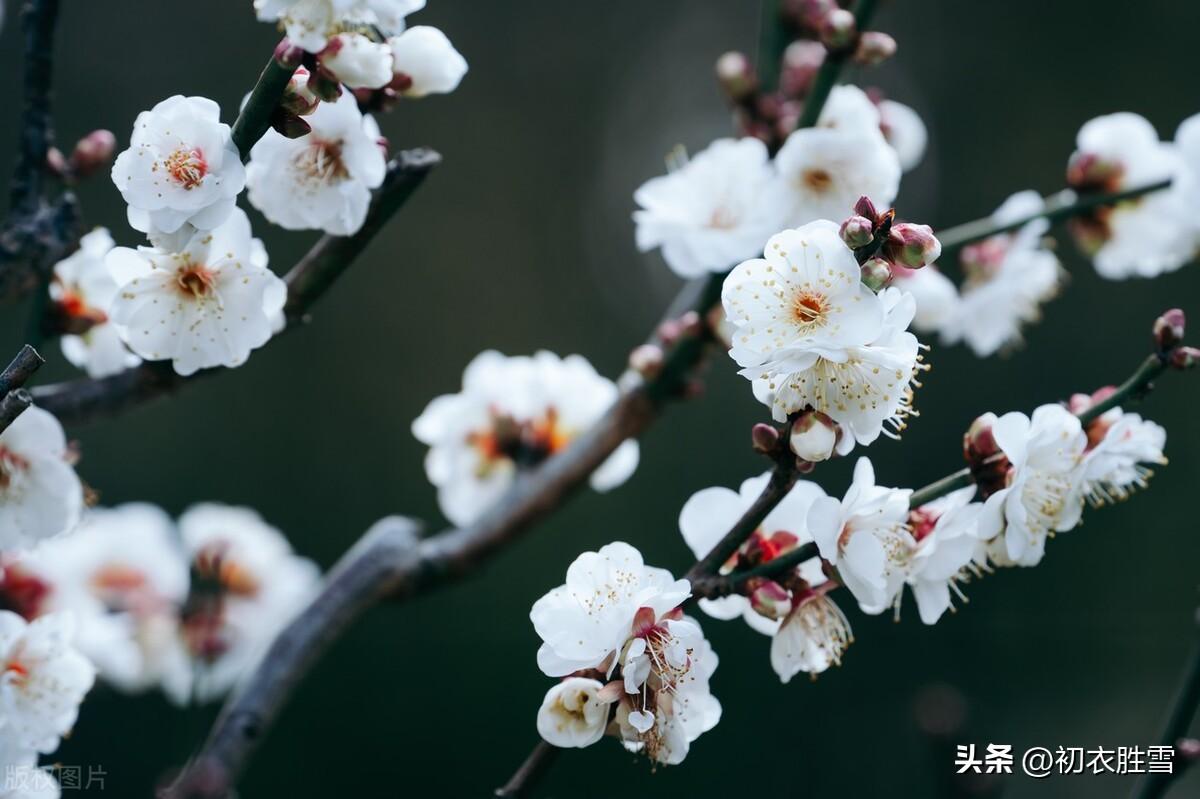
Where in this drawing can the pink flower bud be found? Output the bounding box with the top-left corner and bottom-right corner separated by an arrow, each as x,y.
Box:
282,67 -> 321,116
1153,308 -> 1186,351
68,130 -> 116,179
273,38 -> 306,69
854,31 -> 897,66
751,423 -> 781,455
44,147 -> 67,178
270,111 -> 312,139
859,257 -> 892,292
884,222 -> 942,269
783,0 -> 836,30
853,195 -> 879,222
715,51 -> 757,101
749,580 -> 793,621
1066,151 -> 1124,192
628,344 -> 664,378
789,410 -> 838,462
963,412 -> 1000,460
1169,346 -> 1200,370
820,8 -> 858,50
780,40 -> 825,98
840,214 -> 875,249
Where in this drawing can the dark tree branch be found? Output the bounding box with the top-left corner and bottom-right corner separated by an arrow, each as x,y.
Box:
231,50 -> 297,161
0,345 -> 45,435
494,742 -> 559,798
1131,610 -> 1200,799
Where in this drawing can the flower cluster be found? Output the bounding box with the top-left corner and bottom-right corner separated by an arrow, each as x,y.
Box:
530,543 -> 720,765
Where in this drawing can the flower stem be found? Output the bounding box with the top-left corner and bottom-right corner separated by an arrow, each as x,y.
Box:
937,179 -> 1173,253
494,741 -> 559,798
1077,353 -> 1167,427
0,345 -> 43,435
756,0 -> 789,93
1131,612 -> 1200,799
231,51 -> 297,161
907,468 -> 973,510
794,0 -> 879,129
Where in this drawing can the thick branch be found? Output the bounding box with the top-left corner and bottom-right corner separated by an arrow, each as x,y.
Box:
494,741 -> 559,798
231,51 -> 297,161
1131,611 -> 1200,799
9,0 -> 59,215
30,150 -> 440,425
0,345 -> 45,436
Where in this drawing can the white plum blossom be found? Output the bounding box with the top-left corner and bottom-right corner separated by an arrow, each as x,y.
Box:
177,504 -> 321,702
23,505 -> 192,703
633,137 -> 789,278
940,191 -> 1064,357
769,588 -> 853,683
1172,113 -> 1200,253
1072,400 -> 1167,507
807,457 -> 914,613
891,264 -> 959,334
413,351 -> 639,526
321,32 -> 394,90
50,228 -> 141,378
111,96 -> 245,239
536,677 -> 608,748
388,27 -> 469,98
978,404 -> 1088,567
0,408 -> 83,551
775,86 -> 901,225
1067,112 -> 1189,279
0,612 -> 95,755
104,208 -> 286,377
246,78 -> 386,236
878,99 -> 928,172
254,0 -> 425,52
904,486 -> 985,624
0,736 -> 60,799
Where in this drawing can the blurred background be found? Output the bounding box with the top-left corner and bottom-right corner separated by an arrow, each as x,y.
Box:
2,0 -> 1200,796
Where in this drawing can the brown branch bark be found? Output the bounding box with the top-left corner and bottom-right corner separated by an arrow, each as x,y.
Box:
0,344 -> 45,434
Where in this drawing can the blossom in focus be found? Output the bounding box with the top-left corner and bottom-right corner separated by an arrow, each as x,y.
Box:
176,504 -> 321,703
0,612 -> 95,755
1070,393 -> 1167,507
0,409 -> 83,551
104,208 -> 286,376
939,191 -> 1064,357
254,0 -> 425,51
49,228 -> 141,378
1066,112 -> 1189,279
634,137 -> 789,278
769,587 -> 853,683
807,457 -> 914,612
775,86 -> 901,225
904,486 -> 985,624
388,27 -> 468,97
890,264 -> 958,333
247,77 -> 386,236
320,32 -> 394,90
111,96 -> 244,239
412,351 -> 639,526
878,99 -> 928,173
978,404 -> 1088,567
536,677 -> 608,748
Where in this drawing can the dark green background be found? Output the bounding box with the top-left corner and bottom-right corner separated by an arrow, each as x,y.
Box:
2,1 -> 1198,796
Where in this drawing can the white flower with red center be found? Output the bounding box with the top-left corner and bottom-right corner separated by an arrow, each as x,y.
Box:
633,137 -> 790,278
904,486 -> 985,624
807,457 -> 914,613
111,96 -> 244,240
679,472 -> 827,635
246,79 -> 386,236
387,27 -> 468,97
1069,392 -> 1167,507
254,0 -> 425,51
1066,112 -> 1189,279
774,87 -> 901,225
103,207 -> 286,377
413,351 -> 639,526
0,409 -> 83,552
49,228 -> 141,379
536,677 -> 609,748
890,264 -> 958,334
319,32 -> 394,89
177,504 -> 320,703
750,287 -> 925,449
978,404 -> 1088,567
0,611 -> 95,754
940,191 -> 1064,357
878,99 -> 928,173
22,504 -> 192,703
769,586 -> 853,683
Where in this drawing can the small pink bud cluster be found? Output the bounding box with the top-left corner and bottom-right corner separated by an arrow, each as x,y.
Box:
962,412 -> 1010,499
751,409 -> 841,470
840,196 -> 941,291
1152,308 -> 1199,370
45,130 -> 117,182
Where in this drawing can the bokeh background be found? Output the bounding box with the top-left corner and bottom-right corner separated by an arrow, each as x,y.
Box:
2,0 -> 1200,796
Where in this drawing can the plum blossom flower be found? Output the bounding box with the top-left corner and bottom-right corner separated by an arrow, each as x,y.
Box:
111,96 -> 244,239
536,677 -> 608,748
0,612 -> 95,754
49,228 -> 141,378
807,457 -> 914,612
0,408 -> 83,551
104,208 -> 285,377
633,137 -> 789,278
769,587 -> 853,683
387,27 -> 468,97
320,32 -> 394,89
246,77 -> 386,236
891,264 -> 958,334
878,99 -> 928,173
254,0 -> 425,52
775,86 -> 901,225
22,505 -> 192,703
176,504 -> 321,702
413,351 -> 639,526
939,191 -> 1064,357
978,404 -> 1088,567
1069,393 -> 1167,507
0,735 -> 60,799
1171,113 -> 1200,252
904,486 -> 985,624
1066,113 -> 1189,279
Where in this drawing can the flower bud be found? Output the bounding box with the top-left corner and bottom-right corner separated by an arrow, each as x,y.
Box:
68,130 -> 116,179
751,423 -> 781,455
306,66 -> 343,103
44,147 -> 67,178
271,111 -> 312,139
853,195 -> 879,222
1153,308 -> 1186,351
281,67 -> 321,116
963,412 -> 1000,460
628,344 -> 664,378
749,580 -> 793,621
854,31 -> 897,66
783,0 -> 836,30
840,214 -> 875,249
884,222 -> 942,269
1177,738 -> 1200,765
1066,152 -> 1123,192
1169,346 -> 1200,370
715,51 -> 757,102
859,257 -> 892,292
789,410 -> 838,463
819,8 -> 857,50
780,40 -> 825,98
273,38 -> 306,69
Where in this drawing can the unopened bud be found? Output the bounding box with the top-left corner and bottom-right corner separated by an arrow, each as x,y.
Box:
840,214 -> 875,249
1066,151 -> 1123,191
853,195 -> 879,223
789,410 -> 838,463
1153,308 -> 1186,351
783,0 -> 836,30
749,580 -> 793,621
780,40 -> 825,98
820,8 -> 858,50
1169,346 -> 1199,370
282,67 -> 321,116
273,38 -> 306,69
854,31 -> 896,66
715,51 -> 757,101
307,66 -> 343,103
45,147 -> 67,177
964,412 -> 1000,460
885,222 -> 942,269
1177,738 -> 1200,764
860,257 -> 892,292
68,130 -> 116,179
751,423 -> 781,455
628,344 -> 664,378
271,111 -> 312,139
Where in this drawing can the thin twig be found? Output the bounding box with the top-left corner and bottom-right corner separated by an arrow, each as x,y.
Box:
793,0 -> 879,129
494,742 -> 560,798
30,150 -> 440,425
0,345 -> 45,436
231,50 -> 297,161
0,389 -> 35,436
1131,611 -> 1200,799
